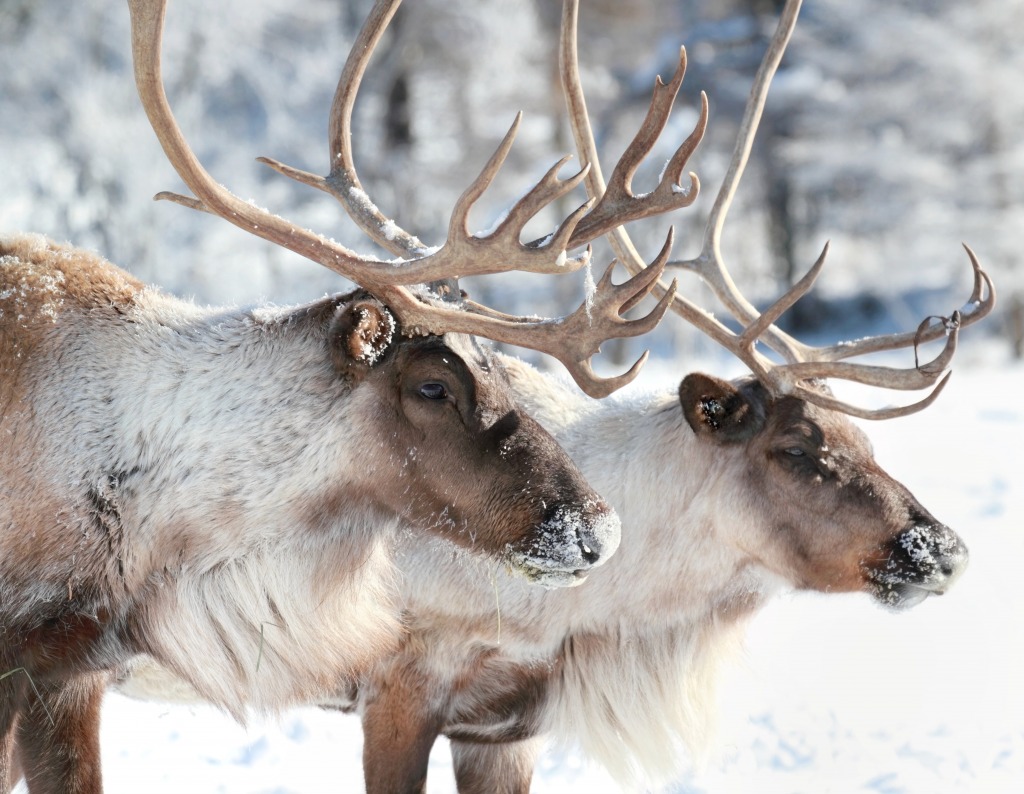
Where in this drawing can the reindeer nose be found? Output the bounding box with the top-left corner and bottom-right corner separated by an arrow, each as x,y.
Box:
568,500 -> 621,569
897,523 -> 969,592
933,529 -> 969,587
578,539 -> 600,566
508,502 -> 621,589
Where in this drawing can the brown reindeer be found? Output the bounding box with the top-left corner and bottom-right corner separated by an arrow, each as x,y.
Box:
141,0 -> 989,791
0,0 -> 710,790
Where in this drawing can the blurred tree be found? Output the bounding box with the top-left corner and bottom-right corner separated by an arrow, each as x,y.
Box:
0,0 -> 1015,362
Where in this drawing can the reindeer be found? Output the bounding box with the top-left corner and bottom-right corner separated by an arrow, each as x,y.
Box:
115,1 -> 999,792
0,0 -> 713,790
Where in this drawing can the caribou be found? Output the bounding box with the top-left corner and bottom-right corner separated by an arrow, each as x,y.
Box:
113,1 -> 995,792
337,2 -> 992,790
0,0 -> 712,790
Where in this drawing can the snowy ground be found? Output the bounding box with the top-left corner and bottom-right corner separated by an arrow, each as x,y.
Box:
63,345 -> 1022,794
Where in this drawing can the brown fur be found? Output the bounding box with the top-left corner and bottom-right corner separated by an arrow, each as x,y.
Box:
450,739 -> 540,794
15,675 -> 106,794
360,638 -> 555,794
0,236 -> 140,400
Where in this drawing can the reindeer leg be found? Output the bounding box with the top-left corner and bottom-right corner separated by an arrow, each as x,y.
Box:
0,746 -> 19,794
0,737 -> 19,794
361,678 -> 443,794
450,737 -> 543,794
16,673 -> 106,794
0,724 -> 19,794
0,671 -> 26,794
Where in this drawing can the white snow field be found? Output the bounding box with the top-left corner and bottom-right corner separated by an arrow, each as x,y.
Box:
79,349 -> 1022,794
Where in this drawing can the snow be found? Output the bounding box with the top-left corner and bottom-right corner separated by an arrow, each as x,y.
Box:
72,355 -> 1024,794
582,258 -> 596,317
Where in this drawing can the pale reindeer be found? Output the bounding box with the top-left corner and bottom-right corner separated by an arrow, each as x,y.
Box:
0,0 -> 712,790
115,1 -> 997,792
333,2 -> 992,790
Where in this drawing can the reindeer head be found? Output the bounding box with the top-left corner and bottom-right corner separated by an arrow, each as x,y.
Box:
680,373 -> 967,609
556,0 -> 993,605
329,296 -> 620,586
124,0 -> 708,585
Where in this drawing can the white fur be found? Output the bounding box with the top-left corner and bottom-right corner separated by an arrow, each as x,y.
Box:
1,276 -> 404,716
119,353 -> 945,788
384,358 -> 780,785
115,356 -> 780,782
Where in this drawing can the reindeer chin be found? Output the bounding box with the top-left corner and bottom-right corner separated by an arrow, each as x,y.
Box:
514,565 -> 591,590
504,552 -> 597,590
869,581 -> 936,611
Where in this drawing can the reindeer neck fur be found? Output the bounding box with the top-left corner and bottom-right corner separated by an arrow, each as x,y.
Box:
1,234 -> 401,718
391,356 -> 783,785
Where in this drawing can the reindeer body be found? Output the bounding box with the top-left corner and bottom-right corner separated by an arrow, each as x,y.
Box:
340,354 -> 969,792
1,235 -> 401,715
10,0 -> 991,787
0,234 -> 622,793
113,349 -> 973,793
348,358 -> 768,791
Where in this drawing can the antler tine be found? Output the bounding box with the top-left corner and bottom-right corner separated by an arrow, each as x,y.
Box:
737,241 -> 829,352
255,0 -> 683,396
560,48 -> 708,248
256,0 -> 426,257
558,0 -> 707,263
791,373 -> 953,422
805,244 -> 994,363
774,321 -> 959,394
459,233 -> 680,398
130,0 -> 598,289
767,246 -> 993,416
622,0 -> 991,419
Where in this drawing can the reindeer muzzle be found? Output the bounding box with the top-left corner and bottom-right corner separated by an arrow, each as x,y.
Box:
506,502 -> 621,589
867,523 -> 969,609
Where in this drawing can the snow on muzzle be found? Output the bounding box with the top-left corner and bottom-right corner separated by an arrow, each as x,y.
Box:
865,522 -> 969,610
506,502 -> 622,589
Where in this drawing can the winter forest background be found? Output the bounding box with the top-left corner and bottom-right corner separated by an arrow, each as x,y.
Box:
4,0 -> 1023,358
2,0 -> 1024,792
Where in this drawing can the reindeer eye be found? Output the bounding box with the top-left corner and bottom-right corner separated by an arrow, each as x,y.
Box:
418,382 -> 448,401
783,447 -> 805,457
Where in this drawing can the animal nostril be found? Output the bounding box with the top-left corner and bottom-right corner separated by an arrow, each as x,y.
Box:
578,539 -> 600,565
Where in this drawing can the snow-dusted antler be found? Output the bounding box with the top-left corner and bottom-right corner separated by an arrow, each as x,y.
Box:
560,0 -> 994,418
126,0 -> 686,397
253,0 -> 723,395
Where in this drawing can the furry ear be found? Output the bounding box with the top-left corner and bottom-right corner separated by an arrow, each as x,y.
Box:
679,373 -> 764,443
329,299 -> 397,379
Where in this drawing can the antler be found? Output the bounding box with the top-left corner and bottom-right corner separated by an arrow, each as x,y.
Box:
560,0 -> 994,419
252,0 -> 723,395
125,0 -> 684,398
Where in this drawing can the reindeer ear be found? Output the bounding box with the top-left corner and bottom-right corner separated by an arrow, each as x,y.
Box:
329,299 -> 397,379
679,373 -> 763,443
